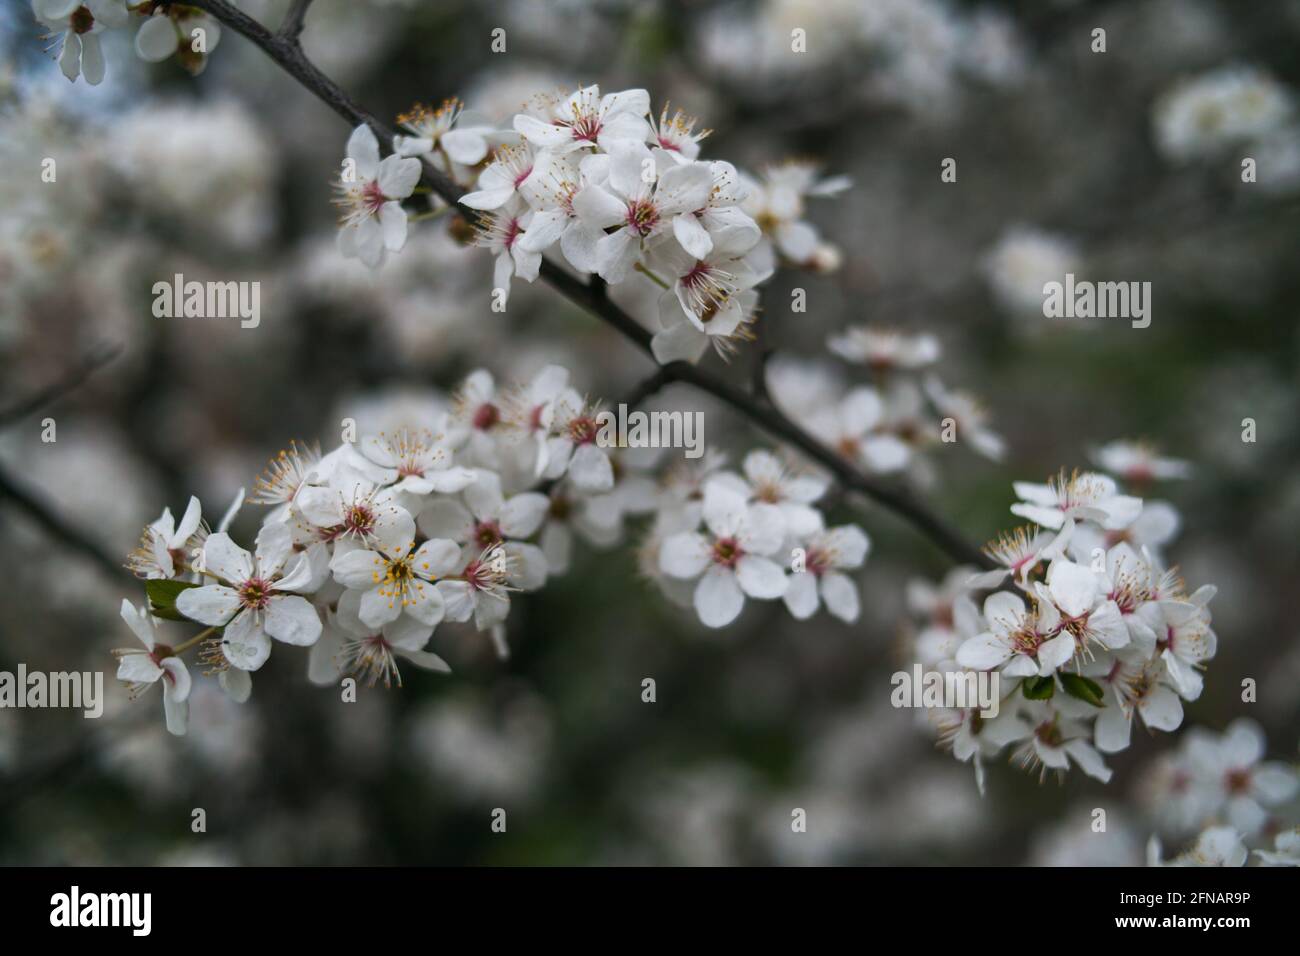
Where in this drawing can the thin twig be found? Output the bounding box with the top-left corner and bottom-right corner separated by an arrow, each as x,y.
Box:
618,367 -> 674,409
0,461 -> 129,582
185,0 -> 994,569
0,342 -> 122,429
278,0 -> 314,40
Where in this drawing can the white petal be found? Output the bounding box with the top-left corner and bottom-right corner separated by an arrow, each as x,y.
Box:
160,657 -> 191,704
820,525 -> 869,569
162,682 -> 189,736
331,548 -> 385,590
221,612 -> 272,671
1064,740 -> 1112,783
1138,685 -> 1183,732
441,129 -> 489,166
820,572 -> 860,623
650,318 -> 708,365
956,632 -> 1011,670
1048,560 -> 1098,618
672,214 -> 713,260
659,531 -> 711,579
175,585 -> 241,627
701,481 -> 747,539
462,184 -> 516,211
379,202 -> 408,252
463,469 -> 505,520
782,571 -> 819,620
254,521 -> 295,577
514,113 -> 571,148
499,492 -> 549,539
358,585 -> 402,629
346,124 -> 381,179
220,665 -> 252,702
412,538 -> 462,578
403,581 -> 446,627
79,34 -> 105,85
734,555 -> 787,599
418,499 -> 475,544
1036,632 -> 1076,674
263,595 -> 322,646
116,653 -> 163,685
1094,704 -> 1132,753
384,613 -> 435,652
200,532 -> 254,585
395,647 -> 452,674
435,580 -> 475,622
694,567 -> 745,628
504,541 -> 548,591
134,15 -> 179,63
119,598 -> 156,650
172,496 -> 203,544
567,443 -> 615,493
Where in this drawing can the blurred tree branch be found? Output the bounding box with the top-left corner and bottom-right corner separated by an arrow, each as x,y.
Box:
0,346 -> 130,582
0,464 -> 127,583
186,0 -> 996,570
0,342 -> 121,429
278,0 -> 314,40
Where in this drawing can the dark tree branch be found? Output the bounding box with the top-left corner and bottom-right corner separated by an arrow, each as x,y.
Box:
185,0 -> 994,570
278,0 -> 314,40
0,342 -> 122,429
0,462 -> 128,583
618,366 -> 674,409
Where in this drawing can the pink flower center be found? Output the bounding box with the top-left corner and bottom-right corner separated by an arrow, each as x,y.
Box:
712,536 -> 743,568
682,261 -> 712,288
1158,625 -> 1176,653
473,403 -> 500,430
362,179 -> 387,214
1224,768 -> 1252,795
474,520 -> 503,548
238,577 -> 272,610
344,504 -> 375,535
569,114 -> 602,143
462,558 -> 502,591
568,416 -> 599,445
501,217 -> 523,250
626,199 -> 659,237
70,6 -> 95,33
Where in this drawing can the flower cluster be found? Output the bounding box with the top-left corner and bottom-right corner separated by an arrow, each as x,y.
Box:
1153,65 -> 1293,163
1143,719 -> 1299,867
333,85 -> 847,365
32,1 -> 222,85
906,454 -> 1221,791
118,363 -> 872,733
1139,719 -> 1298,846
649,451 -> 869,628
769,324 -> 1003,482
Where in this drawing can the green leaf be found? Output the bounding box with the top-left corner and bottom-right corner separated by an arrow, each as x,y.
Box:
148,605 -> 191,622
1022,676 -> 1055,700
145,578 -> 200,610
1061,673 -> 1106,708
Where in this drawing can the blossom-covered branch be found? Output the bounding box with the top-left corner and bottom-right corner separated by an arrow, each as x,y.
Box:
181,0 -> 993,572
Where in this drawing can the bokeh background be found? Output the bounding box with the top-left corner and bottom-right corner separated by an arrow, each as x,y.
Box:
0,0 -> 1297,865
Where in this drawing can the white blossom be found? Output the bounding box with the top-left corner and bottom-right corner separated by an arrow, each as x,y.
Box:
659,480 -> 788,628
114,600 -> 191,736
334,125 -> 422,268
33,0 -> 128,85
